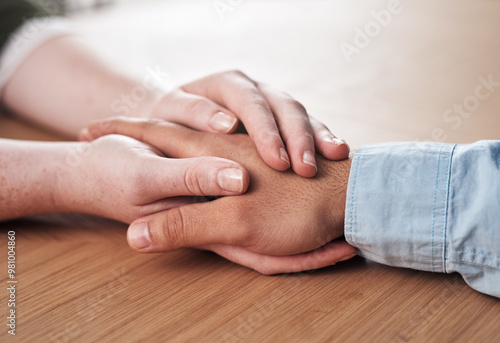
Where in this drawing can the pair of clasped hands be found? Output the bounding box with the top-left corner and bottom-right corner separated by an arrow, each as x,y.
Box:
76,71 -> 357,274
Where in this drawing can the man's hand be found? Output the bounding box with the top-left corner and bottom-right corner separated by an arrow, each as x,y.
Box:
80,70 -> 349,177
3,34 -> 347,175
81,117 -> 356,274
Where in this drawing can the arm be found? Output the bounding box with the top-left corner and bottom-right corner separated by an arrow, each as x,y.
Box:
85,118 -> 500,297
0,135 -> 249,222
2,35 -> 160,138
346,141 -> 500,298
0,3 -> 349,177
0,138 -> 69,220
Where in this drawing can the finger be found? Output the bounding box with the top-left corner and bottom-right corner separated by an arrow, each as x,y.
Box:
136,196 -> 218,223
152,88 -> 239,133
182,71 -> 290,172
258,84 -> 317,177
126,199 -> 241,252
199,240 -> 357,275
81,117 -> 211,158
310,117 -> 350,160
78,127 -> 92,141
140,156 -> 250,201
139,196 -> 195,216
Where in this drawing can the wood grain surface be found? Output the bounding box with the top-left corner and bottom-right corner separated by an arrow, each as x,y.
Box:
1,1 -> 499,342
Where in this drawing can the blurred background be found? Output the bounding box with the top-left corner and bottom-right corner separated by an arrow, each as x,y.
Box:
36,0 -> 500,148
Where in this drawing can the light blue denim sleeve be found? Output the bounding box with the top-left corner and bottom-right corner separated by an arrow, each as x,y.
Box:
345,140 -> 500,298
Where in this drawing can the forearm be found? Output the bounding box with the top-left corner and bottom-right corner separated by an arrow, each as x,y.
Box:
0,138 -> 82,220
1,35 -> 161,138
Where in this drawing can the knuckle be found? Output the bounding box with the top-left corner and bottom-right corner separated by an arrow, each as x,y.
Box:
145,117 -> 164,126
247,91 -> 269,109
225,69 -> 247,79
127,166 -> 149,199
89,120 -> 113,138
219,69 -> 256,87
159,207 -> 186,248
254,130 -> 281,148
228,203 -> 253,245
143,118 -> 180,143
183,165 -> 206,196
184,98 -> 214,115
144,117 -> 164,133
297,132 -> 315,146
283,98 -> 307,115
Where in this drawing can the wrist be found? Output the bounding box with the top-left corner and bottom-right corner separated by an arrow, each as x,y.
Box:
318,156 -> 352,238
52,141 -> 93,214
0,140 -> 86,220
337,157 -> 351,220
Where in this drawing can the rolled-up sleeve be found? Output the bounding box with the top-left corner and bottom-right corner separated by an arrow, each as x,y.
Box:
345,141 -> 500,298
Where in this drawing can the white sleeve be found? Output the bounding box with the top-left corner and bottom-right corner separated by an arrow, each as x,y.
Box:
0,17 -> 74,98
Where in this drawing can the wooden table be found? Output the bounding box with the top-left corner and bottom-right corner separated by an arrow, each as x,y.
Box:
1,0 -> 499,342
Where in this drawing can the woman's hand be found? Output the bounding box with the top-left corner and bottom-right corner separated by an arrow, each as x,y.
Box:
58,134 -> 249,223
78,117 -> 357,274
80,70 -> 349,178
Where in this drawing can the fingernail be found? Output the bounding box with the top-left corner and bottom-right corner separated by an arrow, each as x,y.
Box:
78,128 -> 90,141
331,137 -> 346,145
128,222 -> 151,250
326,136 -> 350,152
209,112 -> 237,133
302,151 -> 317,170
279,147 -> 290,166
339,253 -> 357,262
217,168 -> 244,193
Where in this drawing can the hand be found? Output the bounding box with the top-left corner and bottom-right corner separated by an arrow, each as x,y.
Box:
80,70 -> 350,177
57,134 -> 249,223
81,117 -> 357,274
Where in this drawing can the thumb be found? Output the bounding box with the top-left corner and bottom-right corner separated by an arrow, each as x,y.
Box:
143,156 -> 250,201
126,199 -> 237,252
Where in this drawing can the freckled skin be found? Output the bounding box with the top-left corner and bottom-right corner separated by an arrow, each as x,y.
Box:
173,133 -> 351,255
85,121 -> 357,274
